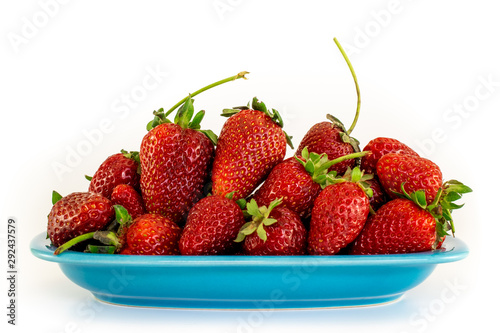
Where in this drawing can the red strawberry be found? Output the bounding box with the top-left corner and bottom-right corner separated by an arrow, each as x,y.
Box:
236,199 -> 307,256
350,180 -> 472,254
88,150 -> 140,199
360,137 -> 419,175
179,195 -> 245,255
48,191 -> 115,247
253,147 -> 368,219
296,38 -> 363,175
211,98 -> 293,200
377,153 -> 442,205
296,115 -> 360,175
350,198 -> 439,254
119,213 -> 181,255
307,167 -> 371,255
140,97 -> 215,224
111,184 -> 146,219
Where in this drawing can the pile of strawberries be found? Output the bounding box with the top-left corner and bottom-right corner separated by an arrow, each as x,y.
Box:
47,39 -> 471,256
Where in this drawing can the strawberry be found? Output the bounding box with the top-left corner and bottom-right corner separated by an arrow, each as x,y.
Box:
235,199 -> 307,255
350,198 -> 439,254
111,184 -> 146,219
253,147 -> 368,219
140,100 -> 214,224
179,194 -> 245,255
296,115 -> 360,175
376,153 -> 442,205
360,137 -> 419,175
295,38 -> 363,175
88,150 -> 140,199
350,180 -> 472,254
211,98 -> 293,200
119,213 -> 181,255
47,191 -> 115,247
140,73 -> 248,224
307,167 -> 372,255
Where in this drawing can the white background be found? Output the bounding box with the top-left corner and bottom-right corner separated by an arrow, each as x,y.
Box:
1,0 -> 498,332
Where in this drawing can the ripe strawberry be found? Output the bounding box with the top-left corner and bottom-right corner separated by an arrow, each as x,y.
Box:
47,191 -> 115,247
119,213 -> 181,255
211,98 -> 293,200
377,153 -> 442,205
296,38 -> 363,175
350,198 -> 439,254
235,199 -> 307,255
253,147 -> 368,219
140,72 -> 248,224
360,137 -> 419,175
140,97 -> 216,224
350,180 -> 472,254
88,150 -> 140,199
111,184 -> 146,219
296,115 -> 360,175
179,194 -> 245,255
307,167 -> 372,255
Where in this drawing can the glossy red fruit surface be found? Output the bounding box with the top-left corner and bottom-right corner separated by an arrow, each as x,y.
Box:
140,123 -> 214,224
211,109 -> 287,200
308,181 -> 370,255
119,213 -> 181,255
360,137 -> 419,175
47,192 -> 114,247
179,195 -> 245,255
376,153 -> 442,205
88,152 -> 140,199
350,198 -> 437,255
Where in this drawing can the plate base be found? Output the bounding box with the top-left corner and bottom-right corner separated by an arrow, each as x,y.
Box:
92,292 -> 404,310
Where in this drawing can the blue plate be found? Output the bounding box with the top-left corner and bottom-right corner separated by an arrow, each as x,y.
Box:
30,232 -> 468,309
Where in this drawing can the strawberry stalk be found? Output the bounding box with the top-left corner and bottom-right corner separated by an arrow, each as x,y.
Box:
165,71 -> 249,118
147,71 -> 249,131
333,37 -> 360,136
295,147 -> 370,188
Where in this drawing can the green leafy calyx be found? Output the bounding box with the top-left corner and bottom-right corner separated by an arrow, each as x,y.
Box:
234,198 -> 282,243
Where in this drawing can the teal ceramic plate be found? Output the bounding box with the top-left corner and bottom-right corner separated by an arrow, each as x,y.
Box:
30,232 -> 468,309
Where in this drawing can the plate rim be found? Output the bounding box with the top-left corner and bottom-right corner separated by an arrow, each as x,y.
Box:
30,232 -> 469,267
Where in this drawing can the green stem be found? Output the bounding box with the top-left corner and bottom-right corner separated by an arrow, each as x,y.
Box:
164,71 -> 250,117
316,151 -> 368,175
54,232 -> 95,255
333,37 -> 360,136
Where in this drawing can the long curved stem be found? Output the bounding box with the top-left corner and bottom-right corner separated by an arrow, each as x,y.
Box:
333,38 -> 360,135
54,232 -> 95,255
164,71 -> 250,117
